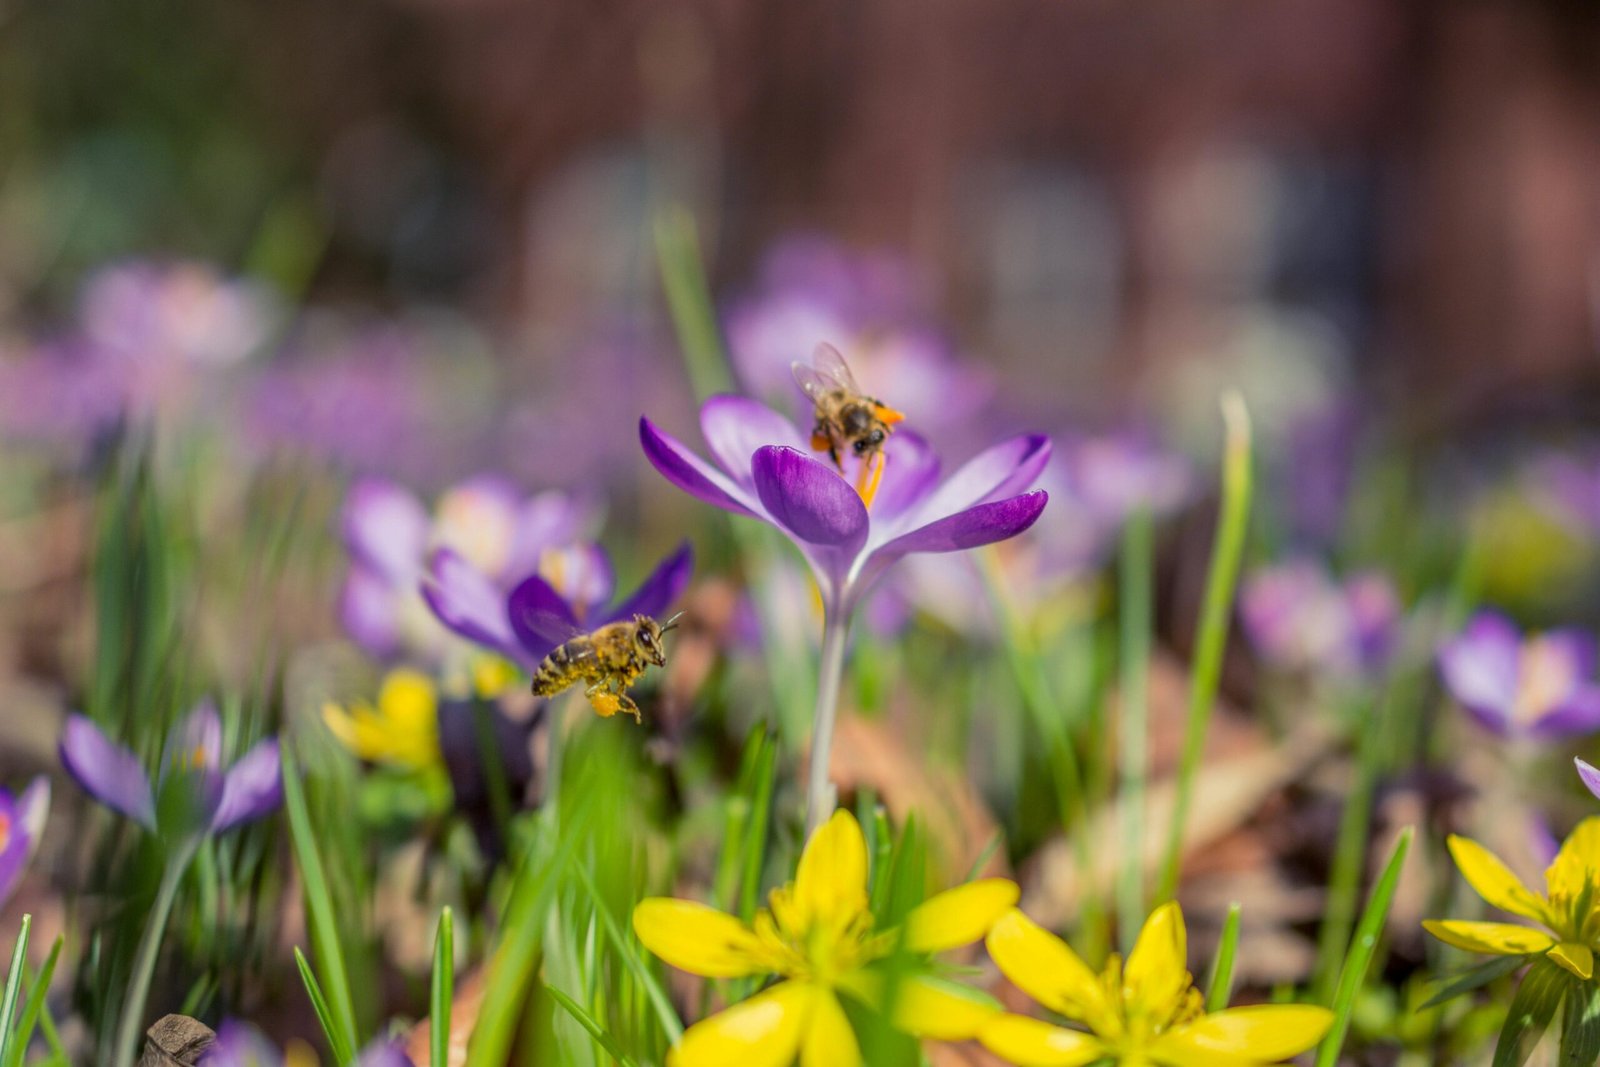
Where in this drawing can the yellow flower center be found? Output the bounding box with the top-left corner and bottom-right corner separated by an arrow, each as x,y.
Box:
1084,955 -> 1206,1056
1515,635 -> 1579,724
752,884 -> 881,987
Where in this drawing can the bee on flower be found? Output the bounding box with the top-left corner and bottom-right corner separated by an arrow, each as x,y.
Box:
980,902 -> 1333,1066
632,809 -> 1018,1066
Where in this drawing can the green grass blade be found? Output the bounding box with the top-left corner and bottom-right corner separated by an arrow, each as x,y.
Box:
738,732 -> 778,923
1494,959 -> 1566,1067
5,934 -> 62,1067
1204,903 -> 1242,1012
430,907 -> 454,1067
1315,827 -> 1413,1067
0,915 -> 32,1066
569,860 -> 684,1042
1116,508 -> 1153,954
545,985 -> 642,1067
293,947 -> 354,1066
1156,393 -> 1253,903
281,746 -> 360,1058
1419,954 -> 1526,1010
654,206 -> 733,400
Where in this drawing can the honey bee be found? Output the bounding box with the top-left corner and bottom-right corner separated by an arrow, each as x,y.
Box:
531,613 -> 683,722
792,342 -> 905,506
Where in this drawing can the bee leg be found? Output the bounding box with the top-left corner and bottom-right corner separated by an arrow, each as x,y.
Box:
584,682 -> 621,718
616,692 -> 641,724
856,451 -> 886,508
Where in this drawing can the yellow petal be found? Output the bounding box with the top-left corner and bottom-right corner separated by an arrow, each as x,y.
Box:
632,899 -> 765,978
1447,835 -> 1548,923
1124,901 -> 1190,1023
1550,941 -> 1594,980
1547,816 -> 1600,902
886,973 -> 1000,1041
986,909 -> 1110,1027
978,1014 -> 1106,1067
903,879 -> 1020,953
794,810 -> 869,928
668,981 -> 812,1067
1150,1005 -> 1334,1065
1422,919 -> 1556,956
800,989 -> 860,1067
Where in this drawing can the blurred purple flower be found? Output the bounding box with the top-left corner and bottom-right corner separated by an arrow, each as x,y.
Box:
424,541 -> 692,667
339,475 -> 597,663
725,237 -> 992,440
0,778 -> 49,910
1578,759 -> 1600,802
60,704 -> 281,838
80,261 -> 273,371
1056,431 -> 1193,533
1240,558 -> 1401,679
640,395 -> 1048,615
0,338 -> 128,448
1528,451 -> 1600,535
1282,402 -> 1360,545
205,1020 -> 412,1066
1438,612 -> 1600,740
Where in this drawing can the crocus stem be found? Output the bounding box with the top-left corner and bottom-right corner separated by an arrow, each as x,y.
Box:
806,608 -> 852,836
113,836 -> 198,1067
1117,508 -> 1153,954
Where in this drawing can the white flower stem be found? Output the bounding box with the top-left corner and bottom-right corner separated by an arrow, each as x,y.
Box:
114,835 -> 199,1067
805,608 -> 852,836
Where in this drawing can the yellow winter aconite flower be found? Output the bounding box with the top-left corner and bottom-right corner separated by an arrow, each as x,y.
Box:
631,809 -> 1018,1067
322,668 -> 442,774
1423,816 -> 1600,980
980,903 -> 1333,1067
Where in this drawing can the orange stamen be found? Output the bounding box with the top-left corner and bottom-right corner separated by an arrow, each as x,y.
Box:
856,452 -> 886,508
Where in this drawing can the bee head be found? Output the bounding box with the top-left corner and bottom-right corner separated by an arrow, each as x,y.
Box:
852,428 -> 886,455
633,614 -> 669,667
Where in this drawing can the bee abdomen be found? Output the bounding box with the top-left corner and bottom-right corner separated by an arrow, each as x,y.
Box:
532,642 -> 580,695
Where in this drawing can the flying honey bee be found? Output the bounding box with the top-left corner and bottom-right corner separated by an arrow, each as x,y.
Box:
531,613 -> 683,722
791,343 -> 906,506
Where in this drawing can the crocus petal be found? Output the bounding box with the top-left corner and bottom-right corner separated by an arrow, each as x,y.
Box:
901,434 -> 1051,532
701,394 -> 807,482
1421,919 -> 1555,956
1530,685 -> 1600,739
886,974 -> 1001,1041
794,809 -> 870,929
61,715 -> 155,829
751,447 -> 870,551
640,417 -> 760,517
668,980 -> 812,1067
1151,1005 -> 1334,1065
1445,835 -> 1548,923
903,878 -> 1020,953
631,898 -> 766,978
212,739 -> 283,832
978,1014 -> 1105,1067
1577,758 -> 1600,801
875,491 -> 1047,562
1540,628 -> 1598,683
506,574 -> 580,661
339,566 -> 402,657
352,1039 -> 415,1067
869,430 -> 941,523
1123,901 -> 1188,1023
1550,941 -> 1594,979
985,909 -> 1109,1024
1437,612 -> 1522,726
1546,815 -> 1600,902
0,810 -> 31,908
605,541 -> 694,624
800,989 -> 860,1067
341,477 -> 429,583
15,777 -> 49,859
422,548 -> 520,659
507,489 -> 599,576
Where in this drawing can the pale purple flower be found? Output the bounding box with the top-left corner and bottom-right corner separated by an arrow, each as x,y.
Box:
339,474 -> 598,663
424,541 -> 692,667
1055,431 -> 1193,533
0,338 -> 128,449
1240,558 -> 1400,679
1438,612 -> 1600,740
80,261 -> 273,371
639,395 -> 1048,614
60,704 -> 281,838
725,237 -> 992,440
205,1020 -> 412,1067
1528,450 -> 1600,535
1578,758 -> 1600,802
0,778 -> 50,910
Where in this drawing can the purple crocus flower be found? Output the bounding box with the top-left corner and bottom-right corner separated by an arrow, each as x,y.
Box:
1438,612 -> 1600,740
423,540 -> 693,667
0,778 -> 50,910
60,704 -> 281,839
1529,450 -> 1600,535
1240,558 -> 1401,679
339,474 -> 597,663
1578,758 -> 1600,802
206,1020 -> 412,1066
1055,431 -> 1193,534
639,395 -> 1048,615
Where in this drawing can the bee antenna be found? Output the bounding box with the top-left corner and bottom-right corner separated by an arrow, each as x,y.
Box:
660,611 -> 686,634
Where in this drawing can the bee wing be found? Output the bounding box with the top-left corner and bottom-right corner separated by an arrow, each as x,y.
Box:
811,342 -> 860,392
790,360 -> 839,404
